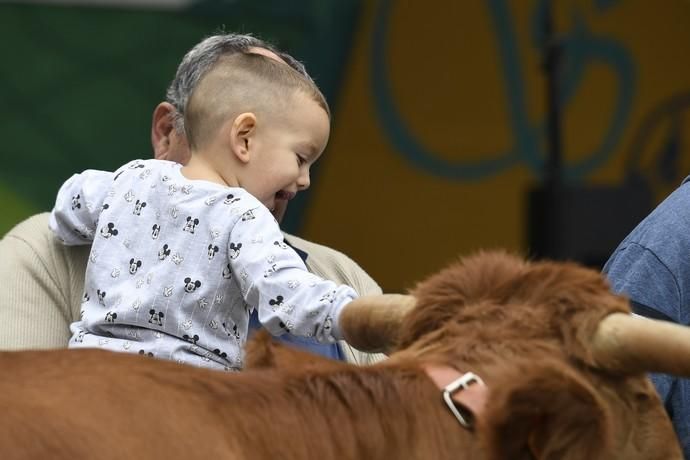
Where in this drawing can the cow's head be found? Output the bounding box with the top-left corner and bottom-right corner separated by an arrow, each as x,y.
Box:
339,250 -> 685,460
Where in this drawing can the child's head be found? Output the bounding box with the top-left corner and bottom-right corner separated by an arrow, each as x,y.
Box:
165,33 -> 312,138
184,53 -> 331,212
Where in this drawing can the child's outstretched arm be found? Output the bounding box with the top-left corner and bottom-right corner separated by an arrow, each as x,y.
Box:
228,204 -> 357,344
49,169 -> 114,245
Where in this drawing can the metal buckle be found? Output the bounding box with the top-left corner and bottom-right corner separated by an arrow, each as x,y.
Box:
442,371 -> 486,429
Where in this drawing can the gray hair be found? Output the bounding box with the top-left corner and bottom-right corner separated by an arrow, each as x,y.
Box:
165,33 -> 311,134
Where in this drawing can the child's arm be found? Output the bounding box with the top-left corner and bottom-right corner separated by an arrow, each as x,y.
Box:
228,206 -> 357,344
49,169 -> 114,245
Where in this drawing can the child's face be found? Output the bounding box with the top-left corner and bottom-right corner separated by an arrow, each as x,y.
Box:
240,92 -> 330,213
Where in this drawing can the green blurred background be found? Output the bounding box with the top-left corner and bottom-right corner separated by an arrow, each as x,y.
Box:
0,0 -> 360,232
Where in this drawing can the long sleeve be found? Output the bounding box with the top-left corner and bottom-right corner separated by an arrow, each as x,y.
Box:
228,206 -> 357,344
49,169 -> 113,245
284,232 -> 387,365
0,213 -> 88,350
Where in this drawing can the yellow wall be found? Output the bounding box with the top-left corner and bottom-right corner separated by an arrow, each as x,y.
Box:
302,0 -> 690,291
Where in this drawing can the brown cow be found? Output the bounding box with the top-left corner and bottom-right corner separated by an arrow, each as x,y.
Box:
0,250 -> 686,459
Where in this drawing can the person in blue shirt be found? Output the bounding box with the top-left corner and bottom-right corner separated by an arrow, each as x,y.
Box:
603,175 -> 690,458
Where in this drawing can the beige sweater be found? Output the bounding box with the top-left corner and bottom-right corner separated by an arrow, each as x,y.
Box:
0,213 -> 385,365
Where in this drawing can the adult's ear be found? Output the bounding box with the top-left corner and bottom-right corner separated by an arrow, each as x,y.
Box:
151,102 -> 191,164
229,112 -> 257,164
151,102 -> 177,159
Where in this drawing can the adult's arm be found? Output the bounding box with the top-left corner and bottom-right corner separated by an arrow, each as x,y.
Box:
0,213 -> 87,350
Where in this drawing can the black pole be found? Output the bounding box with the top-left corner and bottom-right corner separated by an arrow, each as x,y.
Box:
543,0 -> 563,189
527,0 -> 565,261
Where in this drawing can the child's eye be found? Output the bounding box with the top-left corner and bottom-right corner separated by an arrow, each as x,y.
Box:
296,155 -> 306,166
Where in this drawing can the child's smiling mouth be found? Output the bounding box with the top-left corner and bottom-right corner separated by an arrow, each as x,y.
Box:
275,190 -> 296,202
269,190 -> 296,212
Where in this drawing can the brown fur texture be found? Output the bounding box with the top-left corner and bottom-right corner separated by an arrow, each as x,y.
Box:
401,250 -> 630,365
480,355 -> 613,460
245,330 -> 346,373
0,250 -> 682,459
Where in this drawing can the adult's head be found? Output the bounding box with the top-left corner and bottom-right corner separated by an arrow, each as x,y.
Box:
151,33 -> 313,221
185,52 -> 330,212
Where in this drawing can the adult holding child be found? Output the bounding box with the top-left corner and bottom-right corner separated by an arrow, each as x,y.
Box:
0,33 -> 384,365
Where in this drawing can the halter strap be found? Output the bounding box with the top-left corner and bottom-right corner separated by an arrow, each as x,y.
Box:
424,365 -> 489,430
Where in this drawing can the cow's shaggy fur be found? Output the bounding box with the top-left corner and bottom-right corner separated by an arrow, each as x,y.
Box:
0,251 -> 682,460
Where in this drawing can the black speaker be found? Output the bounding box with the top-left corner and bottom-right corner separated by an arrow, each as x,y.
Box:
526,178 -> 653,268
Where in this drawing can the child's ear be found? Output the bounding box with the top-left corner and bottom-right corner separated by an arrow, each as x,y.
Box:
230,112 -> 257,163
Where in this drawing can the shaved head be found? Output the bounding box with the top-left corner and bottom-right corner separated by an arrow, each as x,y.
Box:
185,53 -> 329,150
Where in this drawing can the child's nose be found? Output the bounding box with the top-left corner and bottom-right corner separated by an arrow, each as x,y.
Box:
297,170 -> 310,190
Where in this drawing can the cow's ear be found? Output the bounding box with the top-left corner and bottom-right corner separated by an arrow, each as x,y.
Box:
245,331 -> 349,372
480,357 -> 613,460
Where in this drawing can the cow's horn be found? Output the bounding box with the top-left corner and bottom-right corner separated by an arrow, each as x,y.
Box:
339,294 -> 416,353
591,312 -> 690,376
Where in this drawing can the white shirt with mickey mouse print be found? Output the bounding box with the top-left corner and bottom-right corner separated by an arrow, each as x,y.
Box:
49,159 -> 357,371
